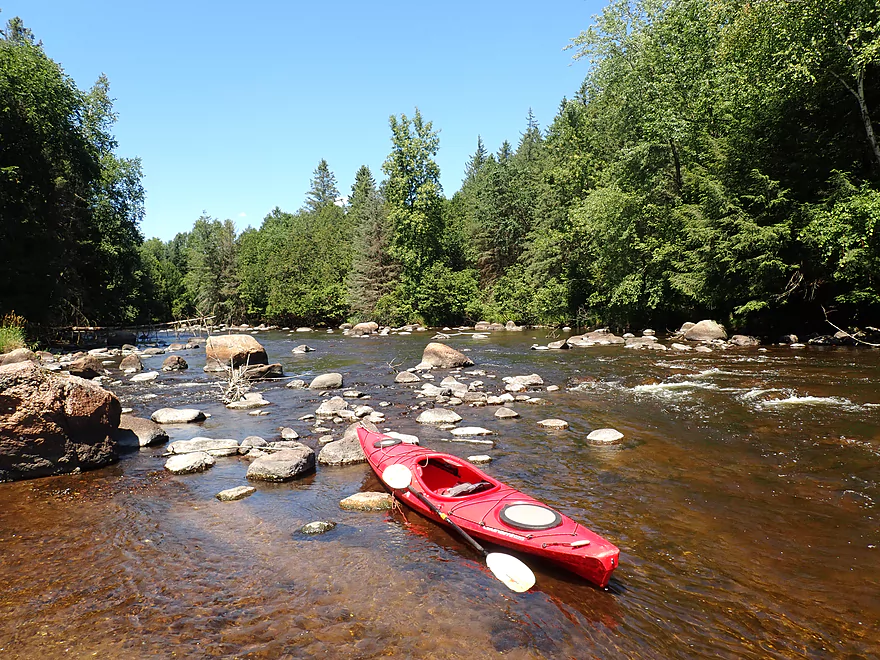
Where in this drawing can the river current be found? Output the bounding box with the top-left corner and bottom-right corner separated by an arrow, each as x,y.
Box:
1,330 -> 878,659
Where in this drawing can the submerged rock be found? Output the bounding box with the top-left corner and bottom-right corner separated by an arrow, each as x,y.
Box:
587,428 -> 624,444
169,437 -> 240,456
216,486 -> 256,501
537,418 -> 569,430
300,521 -> 337,535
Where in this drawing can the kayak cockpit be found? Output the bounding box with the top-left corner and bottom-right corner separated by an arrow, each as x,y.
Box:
415,456 -> 499,498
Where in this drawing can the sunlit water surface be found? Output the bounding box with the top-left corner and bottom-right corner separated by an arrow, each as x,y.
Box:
1,331 -> 878,658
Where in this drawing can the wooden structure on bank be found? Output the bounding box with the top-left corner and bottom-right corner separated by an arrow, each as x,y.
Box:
57,315 -> 216,346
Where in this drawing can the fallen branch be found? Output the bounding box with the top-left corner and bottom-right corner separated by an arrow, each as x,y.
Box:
822,307 -> 880,348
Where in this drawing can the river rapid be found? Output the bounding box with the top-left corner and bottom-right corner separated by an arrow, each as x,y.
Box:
1,330 -> 878,659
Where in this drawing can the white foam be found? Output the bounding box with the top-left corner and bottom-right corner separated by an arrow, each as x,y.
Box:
760,395 -> 856,409
633,381 -> 719,393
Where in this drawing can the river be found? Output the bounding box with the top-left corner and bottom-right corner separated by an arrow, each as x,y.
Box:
1,330 -> 878,659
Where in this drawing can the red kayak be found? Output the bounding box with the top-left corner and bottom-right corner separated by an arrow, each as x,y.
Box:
357,427 -> 620,588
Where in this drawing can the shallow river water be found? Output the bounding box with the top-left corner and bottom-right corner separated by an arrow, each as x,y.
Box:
1,330 -> 878,659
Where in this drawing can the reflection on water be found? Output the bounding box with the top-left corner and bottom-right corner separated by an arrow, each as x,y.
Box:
1,332 -> 879,658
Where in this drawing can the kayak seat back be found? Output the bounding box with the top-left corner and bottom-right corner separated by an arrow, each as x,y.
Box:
440,481 -> 493,497
418,457 -> 497,497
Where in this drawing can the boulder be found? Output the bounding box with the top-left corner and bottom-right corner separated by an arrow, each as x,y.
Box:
119,354 -> 143,372
0,361 -> 120,481
395,371 -> 421,384
66,355 -> 106,379
317,421 -> 376,466
241,436 -> 268,453
416,408 -> 462,425
292,345 -> 315,354
204,334 -> 268,372
0,348 -> 37,366
339,492 -> 394,511
216,486 -> 256,501
683,320 -> 727,342
142,347 -> 165,356
494,407 -> 520,419
150,408 -> 206,424
162,355 -> 188,371
352,321 -> 379,334
468,455 -> 493,464
547,340 -> 569,350
112,416 -> 168,448
421,342 -> 474,369
316,396 -> 348,417
246,445 -> 315,481
309,372 -> 344,390
505,321 -> 523,331
286,379 -> 307,389
165,452 -> 215,474
729,335 -> 760,347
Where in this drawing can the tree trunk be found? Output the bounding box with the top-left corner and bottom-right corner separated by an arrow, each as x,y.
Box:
856,74 -> 880,172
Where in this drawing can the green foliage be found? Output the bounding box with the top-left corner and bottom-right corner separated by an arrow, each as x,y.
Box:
414,264 -> 481,326
0,311 -> 27,353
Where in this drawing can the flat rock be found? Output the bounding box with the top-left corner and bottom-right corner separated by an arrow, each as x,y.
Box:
494,407 -> 520,419
503,374 -> 544,388
169,437 -> 240,456
339,492 -> 394,511
416,408 -> 462,425
587,428 -> 625,444
450,426 -> 493,436
226,392 -> 271,409
468,455 -> 493,464
309,372 -> 344,390
286,379 -> 307,389
131,370 -> 160,382
395,371 -> 421,383
165,452 -> 216,474
537,418 -> 569,430
216,486 -> 256,501
246,445 -> 315,481
150,408 -> 206,424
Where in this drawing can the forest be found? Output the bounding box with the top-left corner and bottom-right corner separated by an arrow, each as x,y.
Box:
2,0 -> 879,339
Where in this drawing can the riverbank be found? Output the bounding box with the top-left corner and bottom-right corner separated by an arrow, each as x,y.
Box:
1,329 -> 879,658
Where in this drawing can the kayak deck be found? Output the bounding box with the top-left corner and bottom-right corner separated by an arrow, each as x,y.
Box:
358,427 -> 620,588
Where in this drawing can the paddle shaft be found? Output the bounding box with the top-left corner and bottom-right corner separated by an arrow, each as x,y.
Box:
406,487 -> 488,557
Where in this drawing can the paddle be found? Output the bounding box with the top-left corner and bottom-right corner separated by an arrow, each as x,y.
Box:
381,463 -> 536,593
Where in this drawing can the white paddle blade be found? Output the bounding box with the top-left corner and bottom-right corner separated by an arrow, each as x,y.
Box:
486,552 -> 536,593
381,464 -> 413,490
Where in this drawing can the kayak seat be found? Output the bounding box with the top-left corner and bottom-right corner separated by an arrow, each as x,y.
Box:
440,481 -> 493,497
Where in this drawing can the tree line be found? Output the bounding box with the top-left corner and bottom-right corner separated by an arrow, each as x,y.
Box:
2,1 -> 879,336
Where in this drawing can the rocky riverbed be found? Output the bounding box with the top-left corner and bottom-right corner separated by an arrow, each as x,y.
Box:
1,324 -> 879,658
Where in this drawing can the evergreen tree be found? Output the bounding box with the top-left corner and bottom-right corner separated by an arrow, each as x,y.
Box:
304,159 -> 340,212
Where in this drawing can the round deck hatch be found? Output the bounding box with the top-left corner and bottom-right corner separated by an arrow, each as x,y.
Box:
499,503 -> 562,531
373,437 -> 401,448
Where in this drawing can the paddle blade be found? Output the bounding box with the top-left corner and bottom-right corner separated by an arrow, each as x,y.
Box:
381,464 -> 413,490
486,552 -> 536,593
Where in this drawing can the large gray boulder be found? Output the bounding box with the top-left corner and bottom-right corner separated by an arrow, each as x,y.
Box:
421,342 -> 474,369
0,361 -> 120,481
165,452 -> 215,474
66,355 -> 106,379
204,334 -> 268,372
352,321 -> 379,334
684,320 -> 727,342
119,354 -> 143,372
168,437 -> 240,456
112,416 -> 168,448
395,371 -> 421,384
309,372 -> 343,390
317,421 -> 376,466
246,444 -> 315,481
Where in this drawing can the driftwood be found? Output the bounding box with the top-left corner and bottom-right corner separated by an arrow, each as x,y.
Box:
822,307 -> 880,348
218,357 -> 253,403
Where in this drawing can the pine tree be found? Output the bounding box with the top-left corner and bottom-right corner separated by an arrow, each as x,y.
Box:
304,159 -> 340,212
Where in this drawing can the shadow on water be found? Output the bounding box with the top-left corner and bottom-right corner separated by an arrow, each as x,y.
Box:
1,330 -> 879,658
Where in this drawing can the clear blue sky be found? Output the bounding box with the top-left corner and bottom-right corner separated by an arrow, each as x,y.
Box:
2,0 -> 601,241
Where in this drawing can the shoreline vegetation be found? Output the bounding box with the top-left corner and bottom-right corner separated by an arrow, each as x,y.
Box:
2,3 -> 879,347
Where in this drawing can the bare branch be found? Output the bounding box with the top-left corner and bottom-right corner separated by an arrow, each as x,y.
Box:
822,307 -> 880,347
